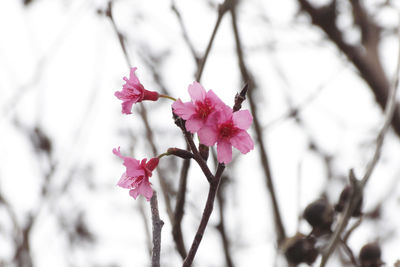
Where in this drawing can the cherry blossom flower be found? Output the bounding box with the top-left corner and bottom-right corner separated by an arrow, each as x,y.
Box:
198,105 -> 254,164
113,147 -> 159,201
172,82 -> 225,133
115,67 -> 159,114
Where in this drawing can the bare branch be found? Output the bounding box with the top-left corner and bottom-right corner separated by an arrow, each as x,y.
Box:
230,1 -> 286,246
319,20 -> 400,267
150,191 -> 164,267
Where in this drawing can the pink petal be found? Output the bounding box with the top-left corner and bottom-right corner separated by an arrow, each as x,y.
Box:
124,158 -> 145,178
230,130 -> 254,154
112,147 -> 123,159
217,141 -> 232,164
129,188 -> 140,199
172,99 -> 196,120
139,181 -> 153,201
188,82 -> 206,102
117,173 -> 132,189
198,126 -> 218,146
217,105 -> 234,124
204,110 -> 219,126
233,110 -> 253,130
205,90 -> 224,108
129,181 -> 153,201
121,100 -> 134,114
128,67 -> 140,85
185,117 -> 204,133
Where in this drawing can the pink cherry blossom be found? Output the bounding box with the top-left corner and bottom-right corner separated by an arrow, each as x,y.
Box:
115,67 -> 159,114
198,105 -> 254,164
112,147 -> 159,201
172,82 -> 225,133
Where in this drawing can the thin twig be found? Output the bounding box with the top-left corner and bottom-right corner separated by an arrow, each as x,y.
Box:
319,20 -> 400,267
171,0 -> 200,65
229,1 -> 286,246
216,176 -> 235,267
172,152 -> 190,259
182,163 -> 225,267
195,0 -> 233,81
150,191 -> 164,267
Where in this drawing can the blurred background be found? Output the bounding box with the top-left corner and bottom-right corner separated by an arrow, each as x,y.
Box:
1,0 -> 400,266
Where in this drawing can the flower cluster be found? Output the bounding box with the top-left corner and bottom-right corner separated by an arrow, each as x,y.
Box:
173,82 -> 254,164
113,67 -> 254,200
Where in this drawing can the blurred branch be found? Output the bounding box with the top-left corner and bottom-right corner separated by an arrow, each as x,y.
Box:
150,191 -> 164,267
230,1 -> 286,246
171,0 -> 200,65
139,106 -> 174,221
297,0 -> 400,138
106,0 -> 175,224
179,79 -> 247,267
172,153 -> 190,259
195,0 -> 233,81
182,164 -> 225,267
171,0 -> 232,259
138,200 -> 153,257
216,176 -> 235,267
319,20 -> 400,267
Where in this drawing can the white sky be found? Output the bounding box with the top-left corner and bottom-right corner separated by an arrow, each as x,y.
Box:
1,0 -> 400,266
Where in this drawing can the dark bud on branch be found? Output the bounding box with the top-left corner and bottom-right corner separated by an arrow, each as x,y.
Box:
198,144 -> 209,162
359,243 -> 383,267
283,234 -> 318,265
167,148 -> 194,159
303,198 -> 334,237
335,185 -> 363,217
233,83 -> 248,112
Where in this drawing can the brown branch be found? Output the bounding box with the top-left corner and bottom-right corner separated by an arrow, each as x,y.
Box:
340,239 -> 359,267
150,191 -> 164,267
182,163 -> 225,267
216,176 -> 235,267
178,74 -> 247,267
319,21 -> 400,266
230,1 -> 286,246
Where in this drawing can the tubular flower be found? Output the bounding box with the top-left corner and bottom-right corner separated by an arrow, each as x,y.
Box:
115,67 -> 159,114
113,147 -> 159,201
172,82 -> 225,133
198,105 -> 254,164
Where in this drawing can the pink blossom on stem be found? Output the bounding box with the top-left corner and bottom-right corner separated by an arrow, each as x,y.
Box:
115,67 -> 159,114
198,105 -> 254,164
172,82 -> 225,133
112,147 -> 159,201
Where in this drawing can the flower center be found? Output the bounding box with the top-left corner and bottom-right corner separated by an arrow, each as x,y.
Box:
126,84 -> 144,99
195,99 -> 213,119
131,175 -> 144,188
218,121 -> 239,139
